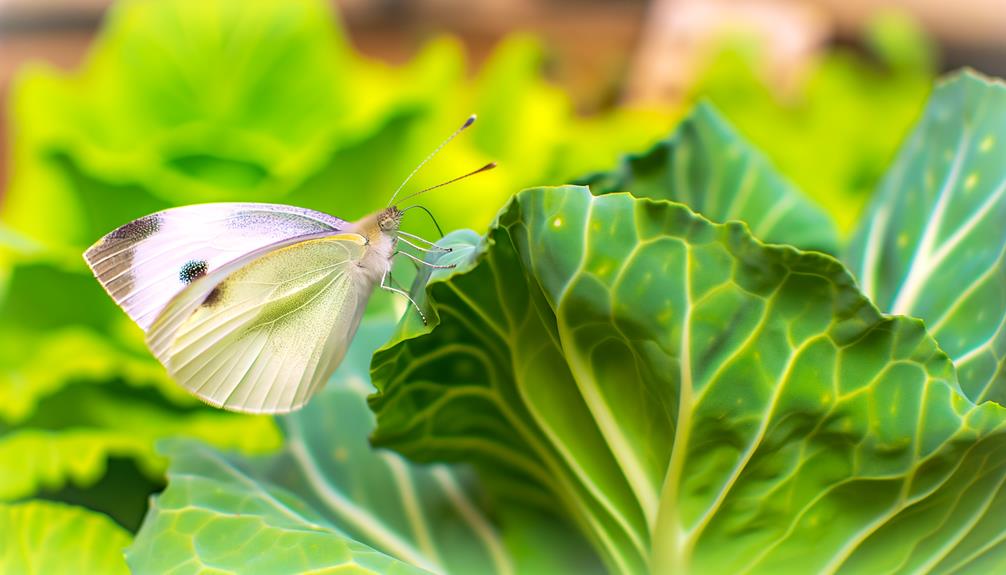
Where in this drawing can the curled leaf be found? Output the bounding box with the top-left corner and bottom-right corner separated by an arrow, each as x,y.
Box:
0,501 -> 131,574
372,185 -> 1006,574
846,70 -> 1006,405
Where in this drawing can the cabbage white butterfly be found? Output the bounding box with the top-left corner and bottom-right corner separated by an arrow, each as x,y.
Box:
84,116 -> 493,414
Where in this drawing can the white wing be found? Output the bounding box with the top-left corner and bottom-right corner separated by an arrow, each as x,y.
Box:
84,203 -> 349,331
146,232 -> 375,413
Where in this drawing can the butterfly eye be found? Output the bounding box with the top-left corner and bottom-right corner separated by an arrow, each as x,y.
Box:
378,209 -> 401,232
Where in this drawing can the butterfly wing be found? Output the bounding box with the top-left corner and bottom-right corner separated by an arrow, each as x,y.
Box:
146,232 -> 375,413
84,203 -> 349,331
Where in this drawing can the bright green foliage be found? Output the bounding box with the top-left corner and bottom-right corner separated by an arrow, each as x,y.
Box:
2,0 -> 674,252
0,500 -> 132,574
0,430 -> 148,502
128,321 -> 547,575
0,0 -> 671,531
371,186 -> 1006,574
0,256 -> 281,505
128,441 -> 425,575
846,71 -> 1006,406
3,0 -> 357,244
0,395 -> 281,501
692,12 -> 934,233
0,326 -> 174,425
4,0 -> 1003,571
578,103 -> 839,253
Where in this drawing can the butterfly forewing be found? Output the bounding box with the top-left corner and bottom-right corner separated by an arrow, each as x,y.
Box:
147,233 -> 372,413
84,203 -> 349,331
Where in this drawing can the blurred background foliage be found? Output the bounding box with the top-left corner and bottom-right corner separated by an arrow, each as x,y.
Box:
0,0 -> 989,566
690,11 -> 934,231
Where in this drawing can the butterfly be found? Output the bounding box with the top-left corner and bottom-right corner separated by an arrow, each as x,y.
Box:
84,116 -> 493,414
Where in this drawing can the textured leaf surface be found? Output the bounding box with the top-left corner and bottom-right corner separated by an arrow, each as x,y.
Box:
0,326 -> 173,425
578,103 -> 839,253
0,430 -> 149,501
0,501 -> 131,574
129,321 -> 517,575
846,71 -> 1006,405
372,186 -> 1006,574
128,440 -> 424,575
0,257 -> 281,502
0,396 -> 280,501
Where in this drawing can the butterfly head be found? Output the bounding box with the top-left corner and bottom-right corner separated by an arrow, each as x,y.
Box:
374,115 -> 495,244
378,206 -> 403,233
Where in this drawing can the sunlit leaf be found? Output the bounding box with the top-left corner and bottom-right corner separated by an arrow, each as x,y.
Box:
578,103 -> 839,253
372,185 -> 1006,574
0,389 -> 280,502
3,0 -> 369,249
690,16 -> 934,234
0,249 -> 281,502
0,327 -> 169,425
0,310 -> 280,503
0,430 -> 149,501
3,0 -> 673,253
129,439 -> 426,575
0,500 -> 131,574
846,71 -> 1006,404
129,320 -> 571,574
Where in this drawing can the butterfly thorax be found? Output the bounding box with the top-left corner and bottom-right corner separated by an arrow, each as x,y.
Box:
349,207 -> 401,285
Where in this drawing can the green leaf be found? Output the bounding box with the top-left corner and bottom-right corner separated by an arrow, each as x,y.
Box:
0,500 -> 131,574
0,326 -> 172,425
0,430 -> 148,501
578,103 -> 839,253
845,71 -> 1006,405
0,308 -> 281,503
864,11 -> 935,74
371,185 -> 1006,574
0,248 -> 189,420
3,0 -> 358,248
129,320 -> 537,574
0,255 -> 281,502
689,19 -> 933,234
3,0 -> 674,254
0,390 -> 282,501
129,440 -> 426,575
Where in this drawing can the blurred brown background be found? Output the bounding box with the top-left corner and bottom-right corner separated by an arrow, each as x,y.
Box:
2,0 -> 1005,193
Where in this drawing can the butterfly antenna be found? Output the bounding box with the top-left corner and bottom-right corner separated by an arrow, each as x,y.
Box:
386,114 -> 477,207
400,205 -> 446,238
397,162 -> 497,205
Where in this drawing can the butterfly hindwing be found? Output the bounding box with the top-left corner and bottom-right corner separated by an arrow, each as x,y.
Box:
84,203 -> 349,331
147,232 -> 373,413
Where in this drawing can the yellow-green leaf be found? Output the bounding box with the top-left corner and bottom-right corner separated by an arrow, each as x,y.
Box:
0,501 -> 131,575
579,103 -> 839,253
846,70 -> 1006,404
372,185 -> 1006,574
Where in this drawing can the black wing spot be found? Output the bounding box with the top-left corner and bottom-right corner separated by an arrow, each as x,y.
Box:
107,214 -> 162,242
202,286 -> 223,307
179,260 -> 208,284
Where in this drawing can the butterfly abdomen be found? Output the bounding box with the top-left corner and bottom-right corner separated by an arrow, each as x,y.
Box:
353,232 -> 395,285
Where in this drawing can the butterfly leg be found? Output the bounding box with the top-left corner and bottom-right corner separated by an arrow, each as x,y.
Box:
397,235 -> 451,254
394,250 -> 456,269
380,271 -> 428,325
397,231 -> 452,252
